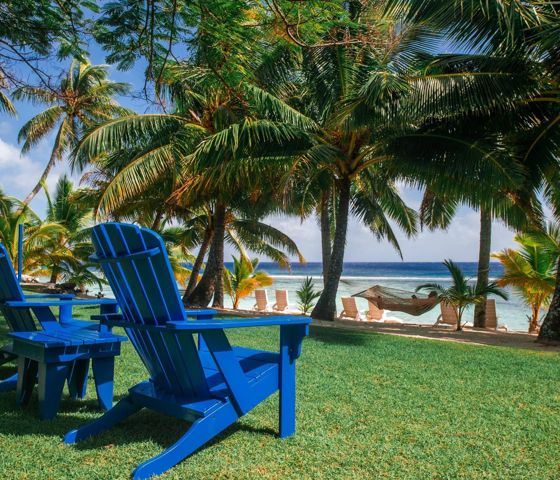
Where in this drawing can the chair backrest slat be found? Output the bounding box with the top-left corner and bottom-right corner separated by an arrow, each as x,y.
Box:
485,299 -> 498,329
275,290 -> 288,310
91,223 -> 209,398
367,301 -> 384,320
254,289 -> 268,310
0,244 -> 37,332
440,302 -> 458,325
342,297 -> 359,316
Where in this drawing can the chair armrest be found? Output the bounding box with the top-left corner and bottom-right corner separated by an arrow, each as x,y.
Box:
92,314 -> 310,332
25,293 -> 75,300
167,316 -> 311,330
6,299 -> 118,308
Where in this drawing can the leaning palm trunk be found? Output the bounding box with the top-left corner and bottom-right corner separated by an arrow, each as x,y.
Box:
312,178 -> 351,321
187,204 -> 226,307
474,209 -> 492,327
182,227 -> 213,302
538,261 -> 560,342
22,146 -> 59,207
320,189 -> 331,288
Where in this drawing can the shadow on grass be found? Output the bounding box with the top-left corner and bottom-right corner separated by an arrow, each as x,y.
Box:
69,410 -> 277,457
309,326 -> 372,346
0,392 -> 132,435
0,392 -> 277,457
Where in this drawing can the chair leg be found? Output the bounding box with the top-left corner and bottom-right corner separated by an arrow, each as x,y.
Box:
279,334 -> 296,439
0,373 -> 18,392
16,357 -> 38,407
38,362 -> 70,420
67,360 -> 90,400
132,402 -> 239,480
92,356 -> 115,410
64,395 -> 142,444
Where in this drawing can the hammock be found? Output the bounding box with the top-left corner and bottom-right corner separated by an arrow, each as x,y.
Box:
352,285 -> 440,316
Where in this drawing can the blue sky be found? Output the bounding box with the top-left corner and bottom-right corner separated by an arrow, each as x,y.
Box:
0,42 -> 519,263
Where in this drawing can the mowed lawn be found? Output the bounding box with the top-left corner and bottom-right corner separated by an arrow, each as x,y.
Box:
0,304 -> 559,479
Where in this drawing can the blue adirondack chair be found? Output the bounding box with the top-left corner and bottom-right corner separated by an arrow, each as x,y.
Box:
64,223 -> 310,480
0,244 -> 128,418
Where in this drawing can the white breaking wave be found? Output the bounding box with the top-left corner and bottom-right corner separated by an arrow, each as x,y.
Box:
270,274 -> 498,282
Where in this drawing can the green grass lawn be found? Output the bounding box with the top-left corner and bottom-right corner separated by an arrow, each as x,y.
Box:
0,304 -> 559,479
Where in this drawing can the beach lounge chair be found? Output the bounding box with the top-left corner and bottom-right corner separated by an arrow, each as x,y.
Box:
483,299 -> 508,331
254,289 -> 269,311
64,223 -> 311,480
365,301 -> 384,321
433,302 -> 458,328
339,297 -> 362,321
273,289 -> 289,312
0,244 -> 127,418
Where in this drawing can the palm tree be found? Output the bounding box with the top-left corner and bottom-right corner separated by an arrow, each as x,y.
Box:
493,229 -> 558,333
15,59 -> 130,206
224,256 -> 273,309
75,142 -> 305,308
43,175 -> 93,284
0,180 -> 104,291
175,203 -> 305,305
0,193 -> 67,277
386,0 -> 560,343
251,2 -> 540,321
71,60 -> 309,308
391,49 -> 551,328
416,260 -> 508,331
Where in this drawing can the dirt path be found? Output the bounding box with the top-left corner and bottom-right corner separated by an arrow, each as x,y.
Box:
314,318 -> 560,352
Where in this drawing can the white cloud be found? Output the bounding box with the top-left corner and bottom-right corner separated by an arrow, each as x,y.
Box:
0,137 -> 74,215
0,137 -> 40,190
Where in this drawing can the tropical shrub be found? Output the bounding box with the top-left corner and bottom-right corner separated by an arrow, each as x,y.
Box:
224,256 -> 273,309
296,277 -> 322,314
416,259 -> 508,331
493,229 -> 559,333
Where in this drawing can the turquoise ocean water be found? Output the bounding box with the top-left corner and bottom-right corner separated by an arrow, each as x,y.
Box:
226,262 -> 534,332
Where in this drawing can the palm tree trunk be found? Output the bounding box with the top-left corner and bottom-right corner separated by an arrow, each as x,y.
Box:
473,208 -> 492,328
22,145 -> 59,207
182,227 -> 213,303
320,189 -> 331,288
187,204 -> 226,308
538,259 -> 560,343
311,177 -> 351,321
211,217 -> 226,308
151,209 -> 164,231
529,303 -> 540,334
